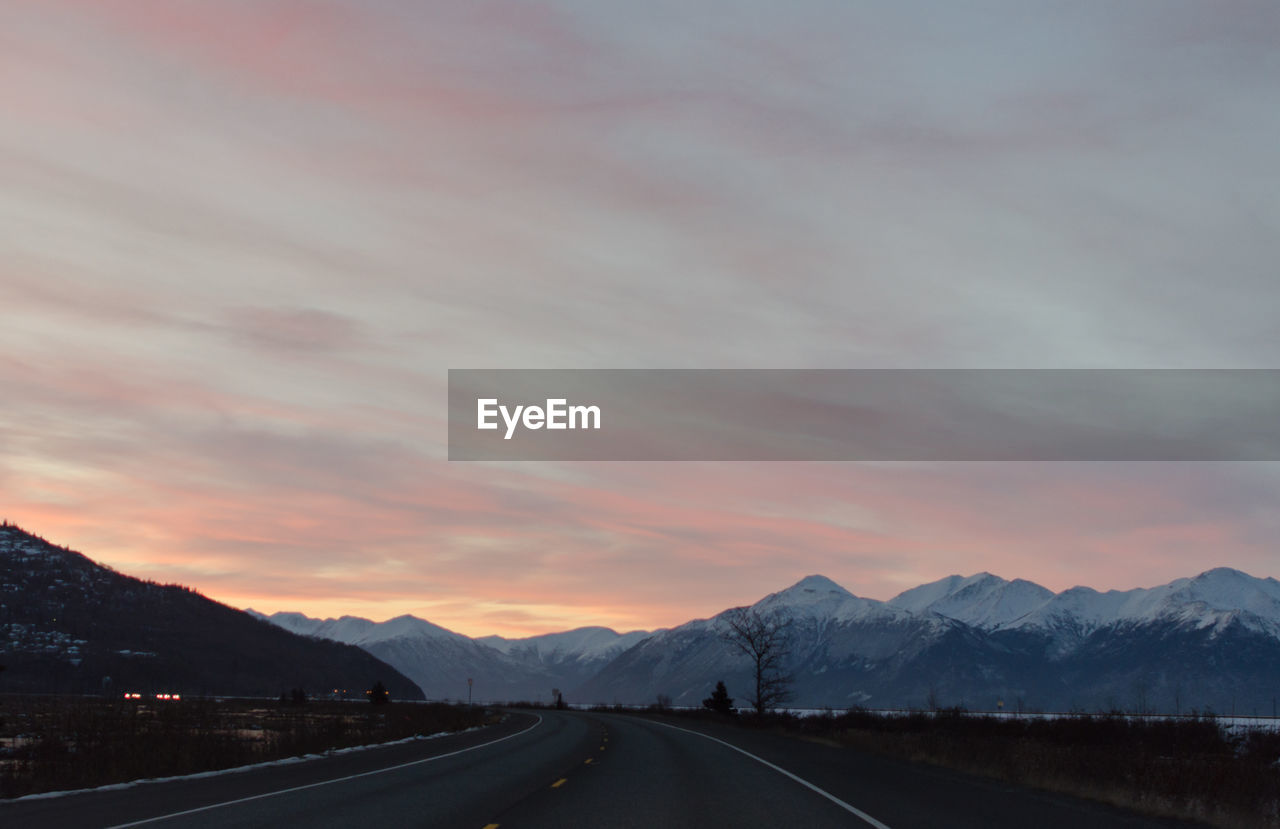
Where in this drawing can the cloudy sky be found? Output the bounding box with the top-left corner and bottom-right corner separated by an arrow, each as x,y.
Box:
3,1 -> 1279,636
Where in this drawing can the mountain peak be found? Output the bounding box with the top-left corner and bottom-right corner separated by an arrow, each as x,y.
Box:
1193,566 -> 1254,582
786,574 -> 851,595
753,574 -> 864,618
1173,567 -> 1280,617
373,614 -> 463,641
888,571 -> 1051,629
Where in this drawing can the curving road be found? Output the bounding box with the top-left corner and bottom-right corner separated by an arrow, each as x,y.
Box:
3,710 -> 1207,828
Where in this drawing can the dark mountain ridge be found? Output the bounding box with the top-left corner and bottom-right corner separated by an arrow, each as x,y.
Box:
0,524 -> 423,699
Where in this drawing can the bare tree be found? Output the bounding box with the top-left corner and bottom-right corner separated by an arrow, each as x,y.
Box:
720,607 -> 794,714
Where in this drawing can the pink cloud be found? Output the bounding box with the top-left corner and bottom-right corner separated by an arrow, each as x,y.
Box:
4,1 -> 1278,639
7,452 -> 1275,638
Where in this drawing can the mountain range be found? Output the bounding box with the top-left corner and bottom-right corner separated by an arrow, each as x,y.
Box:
249,609 -> 649,702
7,520 -> 1279,714
260,570 -> 1280,715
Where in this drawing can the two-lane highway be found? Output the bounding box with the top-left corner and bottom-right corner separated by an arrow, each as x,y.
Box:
485,713 -> 1205,829
2,710 -> 1209,828
486,714 -> 876,828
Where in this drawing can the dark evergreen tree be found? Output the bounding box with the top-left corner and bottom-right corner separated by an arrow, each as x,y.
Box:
702,680 -> 735,714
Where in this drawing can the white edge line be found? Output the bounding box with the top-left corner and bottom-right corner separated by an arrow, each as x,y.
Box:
102,714 -> 544,829
648,720 -> 893,829
9,728 -> 484,802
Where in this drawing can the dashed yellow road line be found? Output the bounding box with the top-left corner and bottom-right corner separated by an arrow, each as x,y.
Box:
482,824 -> 500,829
584,758 -> 594,765
551,778 -> 568,788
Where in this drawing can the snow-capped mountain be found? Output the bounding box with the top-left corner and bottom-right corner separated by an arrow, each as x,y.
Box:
251,609 -> 651,703
888,573 -> 1054,629
257,565 -> 1280,713
883,567 -> 1280,650
581,569 -> 1280,714
255,611 -> 470,646
478,627 -> 651,671
576,575 -> 981,708
1004,567 -> 1280,641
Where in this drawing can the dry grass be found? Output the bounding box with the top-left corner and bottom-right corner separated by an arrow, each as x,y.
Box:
752,708 -> 1280,829
0,695 -> 490,798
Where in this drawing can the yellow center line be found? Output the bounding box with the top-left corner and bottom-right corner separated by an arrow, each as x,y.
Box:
551,778 -> 568,788
584,758 -> 594,764
483,824 -> 500,829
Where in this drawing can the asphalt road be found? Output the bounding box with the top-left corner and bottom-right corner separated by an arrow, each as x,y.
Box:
2,710 -> 1209,828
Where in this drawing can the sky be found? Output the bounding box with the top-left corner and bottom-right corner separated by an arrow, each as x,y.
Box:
2,1 -> 1279,637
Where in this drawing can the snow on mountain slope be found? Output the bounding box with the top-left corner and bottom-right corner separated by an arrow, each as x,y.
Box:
752,575 -> 942,634
253,612 -> 467,646
1162,567 -> 1280,622
884,567 -> 1280,640
756,574 -> 862,616
577,574 -> 969,706
1009,567 -> 1280,638
479,627 -> 651,664
259,568 -> 1280,664
253,567 -> 1280,710
253,611 -> 649,701
1006,584 -> 1130,638
248,610 -> 321,637
352,614 -> 470,645
888,573 -> 1054,629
